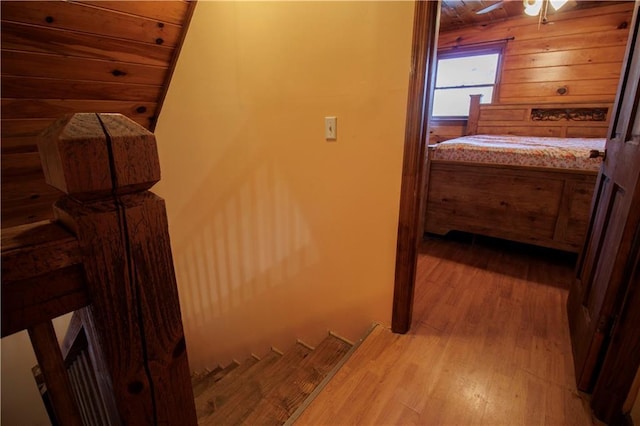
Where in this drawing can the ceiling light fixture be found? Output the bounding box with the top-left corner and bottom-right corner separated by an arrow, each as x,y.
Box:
523,0 -> 543,16
524,0 -> 568,26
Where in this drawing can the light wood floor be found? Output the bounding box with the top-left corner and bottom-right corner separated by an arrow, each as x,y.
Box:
296,235 -> 600,425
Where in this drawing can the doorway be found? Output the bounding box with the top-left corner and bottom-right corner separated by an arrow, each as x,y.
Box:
392,1 -> 640,422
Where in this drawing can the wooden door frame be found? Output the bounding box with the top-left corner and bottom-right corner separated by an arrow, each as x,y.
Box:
391,0 -> 440,333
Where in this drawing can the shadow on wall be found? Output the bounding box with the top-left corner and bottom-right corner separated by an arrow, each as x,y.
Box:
166,140 -> 321,369
153,0 -> 416,371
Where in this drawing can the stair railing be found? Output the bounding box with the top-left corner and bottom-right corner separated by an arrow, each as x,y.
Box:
31,311 -> 114,425
1,113 -> 197,425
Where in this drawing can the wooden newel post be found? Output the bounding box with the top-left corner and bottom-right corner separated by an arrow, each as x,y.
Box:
38,113 -> 197,425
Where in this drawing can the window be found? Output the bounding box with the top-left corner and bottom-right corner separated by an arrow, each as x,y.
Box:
432,45 -> 504,118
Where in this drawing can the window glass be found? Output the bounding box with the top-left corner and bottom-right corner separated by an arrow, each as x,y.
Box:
436,54 -> 499,87
432,87 -> 493,117
432,49 -> 502,118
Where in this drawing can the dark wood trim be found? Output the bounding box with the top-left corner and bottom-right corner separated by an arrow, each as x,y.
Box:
2,265 -> 89,338
590,223 -> 640,424
151,0 -> 197,131
590,4 -> 640,418
437,43 -> 506,60
430,117 -> 468,126
392,0 -> 440,333
60,311 -> 86,365
1,221 -> 90,337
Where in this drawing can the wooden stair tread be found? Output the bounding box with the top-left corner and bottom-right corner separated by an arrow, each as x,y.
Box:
194,331 -> 361,425
192,363 -> 237,399
240,335 -> 352,425
197,350 -> 282,423
194,356 -> 259,418
199,343 -> 312,425
194,354 -> 265,419
336,325 -> 388,365
191,366 -> 220,390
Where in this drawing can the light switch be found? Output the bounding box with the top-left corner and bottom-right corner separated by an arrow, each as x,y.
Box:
325,116 -> 337,140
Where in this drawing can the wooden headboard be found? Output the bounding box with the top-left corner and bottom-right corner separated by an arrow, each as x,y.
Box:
466,94 -> 612,138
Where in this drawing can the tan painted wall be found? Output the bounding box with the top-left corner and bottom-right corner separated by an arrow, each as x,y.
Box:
154,1 -> 415,370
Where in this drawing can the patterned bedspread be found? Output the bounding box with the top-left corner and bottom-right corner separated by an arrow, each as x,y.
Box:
431,134 -> 606,171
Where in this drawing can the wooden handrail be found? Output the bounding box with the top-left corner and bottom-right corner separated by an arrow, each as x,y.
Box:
2,220 -> 88,424
1,220 -> 89,337
1,112 -> 197,425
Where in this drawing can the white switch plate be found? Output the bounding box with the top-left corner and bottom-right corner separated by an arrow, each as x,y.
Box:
325,116 -> 337,140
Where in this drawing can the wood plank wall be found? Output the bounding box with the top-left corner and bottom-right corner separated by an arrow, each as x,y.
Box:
1,1 -> 195,228
430,2 -> 634,143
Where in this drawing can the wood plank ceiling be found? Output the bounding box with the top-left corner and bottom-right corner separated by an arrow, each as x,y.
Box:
1,1 -> 196,228
439,0 -> 630,32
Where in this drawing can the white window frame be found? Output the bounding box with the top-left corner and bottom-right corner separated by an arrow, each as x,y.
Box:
432,43 -> 505,120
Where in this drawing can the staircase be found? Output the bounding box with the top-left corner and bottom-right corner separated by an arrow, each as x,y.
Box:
192,333 -> 354,425
4,114 -> 366,425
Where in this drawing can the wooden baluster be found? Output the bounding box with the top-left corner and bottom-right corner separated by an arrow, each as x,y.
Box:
38,113 -> 197,425
80,351 -> 111,425
28,321 -> 83,426
68,362 -> 91,425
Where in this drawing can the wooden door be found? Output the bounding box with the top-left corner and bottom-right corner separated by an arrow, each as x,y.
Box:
567,0 -> 640,392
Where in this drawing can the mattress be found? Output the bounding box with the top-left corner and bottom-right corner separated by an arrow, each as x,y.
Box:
431,134 -> 606,171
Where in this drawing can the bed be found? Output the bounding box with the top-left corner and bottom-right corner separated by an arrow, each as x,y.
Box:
423,95 -> 611,253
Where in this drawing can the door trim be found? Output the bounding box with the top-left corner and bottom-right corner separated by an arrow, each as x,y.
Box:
391,1 -> 440,333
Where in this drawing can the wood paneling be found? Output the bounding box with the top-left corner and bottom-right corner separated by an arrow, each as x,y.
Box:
2,99 -> 156,123
431,2 -> 633,142
506,29 -> 630,56
79,1 -> 191,25
1,1 -> 182,47
2,77 -> 160,102
502,62 -> 623,84
500,80 -> 621,103
2,119 -> 57,137
440,0 -> 526,32
0,1 -> 195,228
503,45 -> 628,69
1,21 -> 175,66
439,4 -> 633,46
2,50 -> 168,85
